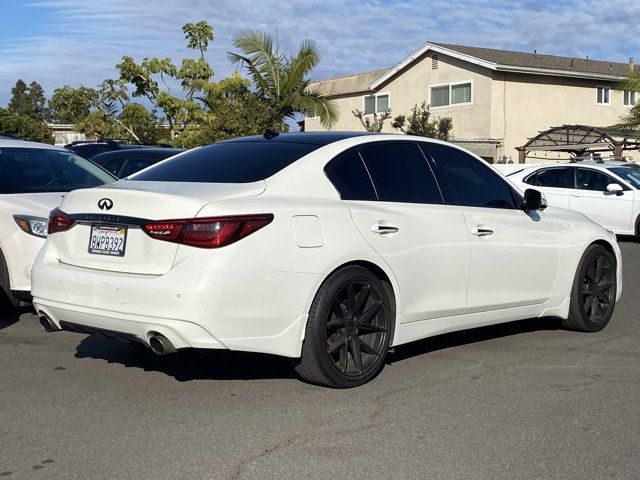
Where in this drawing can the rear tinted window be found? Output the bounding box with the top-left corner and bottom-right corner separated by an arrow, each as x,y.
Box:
359,142 -> 442,204
0,148 -> 114,194
324,149 -> 377,201
427,145 -> 517,209
526,167 -> 573,188
131,142 -> 319,183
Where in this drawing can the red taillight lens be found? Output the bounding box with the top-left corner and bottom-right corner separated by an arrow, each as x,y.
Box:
48,208 -> 75,234
142,214 -> 273,248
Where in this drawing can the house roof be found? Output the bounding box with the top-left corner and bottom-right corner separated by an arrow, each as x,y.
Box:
308,69 -> 388,97
370,42 -> 636,89
432,42 -> 634,78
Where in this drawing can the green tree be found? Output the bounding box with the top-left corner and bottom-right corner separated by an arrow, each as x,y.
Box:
116,21 -> 216,140
7,80 -> 47,120
228,29 -> 337,129
615,70 -> 640,129
175,72 -> 287,148
0,108 -> 53,143
74,80 -> 168,144
392,102 -> 453,140
49,85 -> 97,124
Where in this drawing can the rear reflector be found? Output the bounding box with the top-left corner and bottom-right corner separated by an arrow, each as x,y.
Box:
48,208 -> 76,234
142,214 -> 274,248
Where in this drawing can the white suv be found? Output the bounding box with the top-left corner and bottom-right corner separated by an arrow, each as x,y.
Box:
508,161 -> 640,235
0,138 -> 114,310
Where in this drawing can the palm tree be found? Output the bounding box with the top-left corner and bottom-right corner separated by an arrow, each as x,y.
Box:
228,29 -> 337,129
615,70 -> 640,129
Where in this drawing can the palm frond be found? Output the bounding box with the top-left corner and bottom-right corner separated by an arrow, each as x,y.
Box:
614,69 -> 640,92
282,39 -> 320,93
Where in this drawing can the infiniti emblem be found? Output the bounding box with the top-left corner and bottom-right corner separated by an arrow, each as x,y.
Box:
98,198 -> 114,211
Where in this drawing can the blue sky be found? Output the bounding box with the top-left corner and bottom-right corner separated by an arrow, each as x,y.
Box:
0,0 -> 638,108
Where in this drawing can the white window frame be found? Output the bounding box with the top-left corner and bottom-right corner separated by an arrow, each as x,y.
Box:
362,92 -> 391,116
429,79 -> 473,109
596,85 -> 611,105
623,89 -> 637,107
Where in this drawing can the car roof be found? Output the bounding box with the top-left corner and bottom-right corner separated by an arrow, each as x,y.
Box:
224,131 -> 385,146
0,138 -> 66,150
91,147 -> 184,161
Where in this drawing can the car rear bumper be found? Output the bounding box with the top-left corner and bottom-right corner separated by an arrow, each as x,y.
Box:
31,237 -> 321,358
34,298 -> 227,350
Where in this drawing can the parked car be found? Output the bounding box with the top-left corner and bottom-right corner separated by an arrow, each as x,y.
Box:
32,133 -> 621,387
508,160 -> 640,235
0,138 -> 115,310
90,147 -> 185,178
65,140 -> 171,159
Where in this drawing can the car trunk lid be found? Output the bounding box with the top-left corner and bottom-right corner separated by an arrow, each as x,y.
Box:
50,180 -> 265,275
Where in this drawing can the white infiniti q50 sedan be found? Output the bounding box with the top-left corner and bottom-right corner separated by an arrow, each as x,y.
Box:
32,132 -> 622,388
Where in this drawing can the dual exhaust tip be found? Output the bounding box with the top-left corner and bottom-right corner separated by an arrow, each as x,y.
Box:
39,315 -> 61,333
148,334 -> 177,355
39,314 -> 176,356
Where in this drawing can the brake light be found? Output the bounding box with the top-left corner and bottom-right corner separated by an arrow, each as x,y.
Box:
48,208 -> 75,234
142,214 -> 274,248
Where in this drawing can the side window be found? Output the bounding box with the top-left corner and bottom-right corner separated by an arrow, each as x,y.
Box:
426,145 -> 517,209
359,142 -> 442,204
102,158 -> 126,176
324,149 -> 377,201
120,158 -> 154,178
528,167 -> 573,188
576,168 -> 616,191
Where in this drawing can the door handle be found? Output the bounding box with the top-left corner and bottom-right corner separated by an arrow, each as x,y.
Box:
371,221 -> 399,235
569,192 -> 582,197
471,225 -> 494,237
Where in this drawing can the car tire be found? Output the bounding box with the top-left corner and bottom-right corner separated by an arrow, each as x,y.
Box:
294,266 -> 393,388
563,244 -> 616,332
0,250 -> 20,312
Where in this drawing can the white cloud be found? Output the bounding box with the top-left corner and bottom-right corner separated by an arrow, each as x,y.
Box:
1,0 -> 638,106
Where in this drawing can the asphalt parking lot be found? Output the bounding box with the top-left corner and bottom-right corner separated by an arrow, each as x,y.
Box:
1,240 -> 640,480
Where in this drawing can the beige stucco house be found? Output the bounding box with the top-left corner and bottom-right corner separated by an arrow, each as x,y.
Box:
304,42 -> 637,163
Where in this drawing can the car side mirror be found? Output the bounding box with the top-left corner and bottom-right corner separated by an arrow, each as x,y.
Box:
606,183 -> 624,196
524,188 -> 547,211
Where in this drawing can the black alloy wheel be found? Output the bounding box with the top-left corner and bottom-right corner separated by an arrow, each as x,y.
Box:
564,244 -> 616,332
325,280 -> 388,376
295,266 -> 393,388
580,252 -> 615,325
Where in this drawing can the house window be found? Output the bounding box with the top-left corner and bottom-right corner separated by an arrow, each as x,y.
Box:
430,81 -> 472,108
624,90 -> 637,106
597,86 -> 610,105
363,93 -> 390,115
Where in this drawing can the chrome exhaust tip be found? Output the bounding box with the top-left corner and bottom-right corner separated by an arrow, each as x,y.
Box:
148,334 -> 176,355
39,315 -> 60,332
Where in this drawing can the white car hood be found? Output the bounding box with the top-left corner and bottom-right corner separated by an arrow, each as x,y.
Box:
0,192 -> 66,217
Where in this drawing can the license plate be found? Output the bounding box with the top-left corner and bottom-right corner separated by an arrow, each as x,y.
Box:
88,224 -> 127,257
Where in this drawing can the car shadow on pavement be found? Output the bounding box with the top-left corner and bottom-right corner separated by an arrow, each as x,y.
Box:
73,316 -> 563,382
0,308 -> 24,330
617,235 -> 639,243
74,334 -> 297,382
387,316 -> 563,364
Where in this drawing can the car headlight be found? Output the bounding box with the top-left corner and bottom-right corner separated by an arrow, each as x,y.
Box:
13,215 -> 48,238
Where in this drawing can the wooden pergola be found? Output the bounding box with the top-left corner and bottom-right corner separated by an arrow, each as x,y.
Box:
516,125 -> 640,163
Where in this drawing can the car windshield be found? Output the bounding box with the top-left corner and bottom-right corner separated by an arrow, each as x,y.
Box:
609,166 -> 640,189
129,141 -> 320,183
0,147 -> 115,194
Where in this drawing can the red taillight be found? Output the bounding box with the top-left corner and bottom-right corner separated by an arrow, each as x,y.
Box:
142,214 -> 274,248
48,208 -> 75,234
